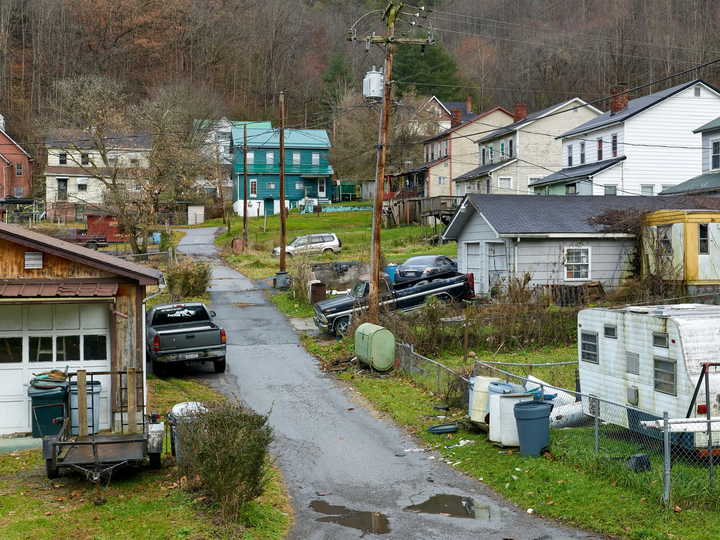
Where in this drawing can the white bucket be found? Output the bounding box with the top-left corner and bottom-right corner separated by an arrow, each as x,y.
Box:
500,393 -> 534,447
470,376 -> 501,423
488,394 -> 503,442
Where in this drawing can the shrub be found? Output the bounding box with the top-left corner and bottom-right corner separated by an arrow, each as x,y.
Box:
165,258 -> 212,300
175,401 -> 274,521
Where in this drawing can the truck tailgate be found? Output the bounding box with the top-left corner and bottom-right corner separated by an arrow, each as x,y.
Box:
156,324 -> 222,351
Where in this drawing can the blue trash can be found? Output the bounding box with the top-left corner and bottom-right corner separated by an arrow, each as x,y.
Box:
514,401 -> 554,457
152,232 -> 161,245
385,264 -> 397,283
486,381 -> 514,410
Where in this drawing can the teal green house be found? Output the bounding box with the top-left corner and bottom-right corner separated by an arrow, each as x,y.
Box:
231,127 -> 333,216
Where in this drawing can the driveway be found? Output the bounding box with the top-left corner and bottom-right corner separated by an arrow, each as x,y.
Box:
175,227 -> 605,540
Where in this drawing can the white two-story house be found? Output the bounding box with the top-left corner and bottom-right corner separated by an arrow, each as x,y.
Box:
454,99 -> 601,196
531,80 -> 720,196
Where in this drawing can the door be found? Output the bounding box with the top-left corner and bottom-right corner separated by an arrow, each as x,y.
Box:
57,179 -> 68,200
486,242 -> 508,297
264,198 -> 274,216
318,179 -> 326,198
465,242 -> 483,295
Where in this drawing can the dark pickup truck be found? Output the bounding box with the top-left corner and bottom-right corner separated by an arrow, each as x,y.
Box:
313,273 -> 474,335
146,302 -> 226,376
52,228 -> 109,250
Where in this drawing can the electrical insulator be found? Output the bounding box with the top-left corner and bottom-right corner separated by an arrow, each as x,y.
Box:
363,66 -> 384,100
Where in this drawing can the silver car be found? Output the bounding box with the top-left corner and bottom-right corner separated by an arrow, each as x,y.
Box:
272,233 -> 341,257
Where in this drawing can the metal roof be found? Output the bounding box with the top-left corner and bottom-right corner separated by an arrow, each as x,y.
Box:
45,131 -> 153,150
529,157 -> 626,187
659,171 -> 720,195
0,281 -> 119,297
694,116 -> 720,134
230,127 -> 331,149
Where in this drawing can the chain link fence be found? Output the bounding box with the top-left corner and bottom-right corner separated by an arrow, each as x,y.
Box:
396,342 -> 720,510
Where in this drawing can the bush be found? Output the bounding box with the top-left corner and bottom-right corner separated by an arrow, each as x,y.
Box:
175,401 -> 274,521
165,258 -> 212,300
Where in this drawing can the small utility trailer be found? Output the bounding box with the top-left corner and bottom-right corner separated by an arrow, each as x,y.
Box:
42,368 -> 163,482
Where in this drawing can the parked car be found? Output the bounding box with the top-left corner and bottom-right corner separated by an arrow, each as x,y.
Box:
393,255 -> 458,285
52,228 -> 109,250
146,302 -> 226,376
272,233 -> 341,257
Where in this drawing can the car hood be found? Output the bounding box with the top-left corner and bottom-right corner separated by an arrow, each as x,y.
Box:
314,293 -> 356,312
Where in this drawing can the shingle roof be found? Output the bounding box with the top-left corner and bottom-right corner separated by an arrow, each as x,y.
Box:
454,160 -> 517,181
561,79 -> 719,138
441,101 -> 477,123
659,171 -> 720,195
423,107 -> 513,143
529,157 -> 626,187
45,131 -> 153,150
476,99 -> 584,143
404,156 -> 449,174
230,127 -> 331,149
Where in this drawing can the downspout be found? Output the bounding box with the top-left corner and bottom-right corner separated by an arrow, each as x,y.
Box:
2,163 -> 10,199
515,237 -> 520,275
141,279 -> 165,416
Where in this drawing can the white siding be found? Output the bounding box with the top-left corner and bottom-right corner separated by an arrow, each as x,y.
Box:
589,162 -> 626,196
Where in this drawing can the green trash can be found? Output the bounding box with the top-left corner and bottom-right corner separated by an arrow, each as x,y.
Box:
514,401 -> 554,457
28,385 -> 68,438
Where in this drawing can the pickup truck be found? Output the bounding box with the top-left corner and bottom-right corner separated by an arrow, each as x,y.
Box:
313,273 -> 474,335
52,228 -> 109,250
146,302 -> 227,376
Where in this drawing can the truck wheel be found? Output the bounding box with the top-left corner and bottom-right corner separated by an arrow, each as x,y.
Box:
149,453 -> 161,470
46,459 -> 59,479
334,317 -> 350,336
153,359 -> 165,377
214,358 -> 226,373
86,241 -> 98,250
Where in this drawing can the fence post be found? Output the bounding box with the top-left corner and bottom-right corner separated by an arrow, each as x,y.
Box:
663,411 -> 671,506
437,364 -> 441,396
410,344 -> 414,377
594,398 -> 599,456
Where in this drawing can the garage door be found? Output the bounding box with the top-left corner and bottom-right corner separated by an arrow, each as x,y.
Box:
465,242 -> 483,295
0,303 -> 112,435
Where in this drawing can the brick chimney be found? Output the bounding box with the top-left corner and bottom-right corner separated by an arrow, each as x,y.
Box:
513,103 -> 527,122
610,84 -> 629,115
466,96 -> 472,114
450,108 -> 462,128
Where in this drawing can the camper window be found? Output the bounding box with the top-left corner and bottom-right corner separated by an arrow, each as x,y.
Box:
653,356 -> 677,395
581,331 -> 598,363
699,224 -> 709,254
657,225 -> 672,256
653,332 -> 669,348
604,325 -> 617,339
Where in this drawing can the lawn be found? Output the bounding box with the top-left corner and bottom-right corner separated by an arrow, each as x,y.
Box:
0,376 -> 292,540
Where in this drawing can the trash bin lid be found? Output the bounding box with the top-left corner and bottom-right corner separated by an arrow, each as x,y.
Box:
28,385 -> 66,397
69,380 -> 102,392
171,401 -> 206,418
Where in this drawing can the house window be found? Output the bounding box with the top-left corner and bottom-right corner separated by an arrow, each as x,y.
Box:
295,181 -> 304,190
712,141 -> 720,170
611,134 -> 618,157
59,153 -> 67,165
567,144 -> 573,167
581,331 -> 598,363
13,187 -> 23,197
508,138 -> 514,158
312,152 -> 320,166
604,185 -> 617,196
626,351 -> 640,374
77,178 -> 88,192
498,177 -> 512,190
566,184 -> 577,195
580,142 -> 585,165
653,332 -> 669,348
249,179 -> 257,197
481,147 -> 487,165
604,325 -> 617,339
658,225 -> 673,255
425,146 -> 429,162
293,152 -> 301,165
246,152 -> 255,165
641,185 -> 654,197
695,85 -> 702,97
565,247 -> 590,280
486,178 -> 491,193
597,138 -> 603,161
266,152 -> 274,165
500,141 -> 505,159
57,178 -> 68,200
699,223 -> 709,254
438,177 -> 446,185
81,153 -> 89,165
15,163 -> 23,176
266,182 -> 276,190
654,356 -> 677,395
489,144 -> 494,164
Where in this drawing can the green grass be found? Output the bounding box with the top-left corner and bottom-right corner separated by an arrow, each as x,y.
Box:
269,291 -> 315,318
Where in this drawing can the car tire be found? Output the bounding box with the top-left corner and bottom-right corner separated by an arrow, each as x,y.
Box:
286,252 -> 293,258
214,358 -> 226,373
153,359 -> 164,377
86,241 -> 98,250
334,317 -> 350,336
149,453 -> 161,469
322,248 -> 333,254
46,459 -> 59,479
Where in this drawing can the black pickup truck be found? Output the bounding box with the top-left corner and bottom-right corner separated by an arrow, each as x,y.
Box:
313,273 -> 474,335
146,302 -> 226,376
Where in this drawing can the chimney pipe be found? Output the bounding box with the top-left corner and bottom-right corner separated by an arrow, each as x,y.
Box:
466,96 -> 472,114
610,84 -> 629,115
513,103 -> 527,123
450,108 -> 462,128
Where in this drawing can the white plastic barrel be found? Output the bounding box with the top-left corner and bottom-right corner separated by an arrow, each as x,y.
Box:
488,394 -> 503,442
70,381 -> 102,436
500,394 -> 534,446
470,376 -> 501,423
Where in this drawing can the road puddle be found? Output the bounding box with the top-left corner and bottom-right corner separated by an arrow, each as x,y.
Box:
309,500 -> 391,534
404,494 -> 509,521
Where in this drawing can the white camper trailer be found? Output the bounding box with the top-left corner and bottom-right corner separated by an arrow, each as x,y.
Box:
577,304 -> 720,449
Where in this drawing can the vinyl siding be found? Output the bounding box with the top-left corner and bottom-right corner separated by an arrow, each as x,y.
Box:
701,131 -> 720,172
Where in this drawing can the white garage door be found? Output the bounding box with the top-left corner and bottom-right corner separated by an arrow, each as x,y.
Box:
465,242 -> 483,295
0,303 -> 112,435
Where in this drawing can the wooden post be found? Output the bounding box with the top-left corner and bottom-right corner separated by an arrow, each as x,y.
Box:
77,369 -> 88,437
279,92 -> 287,273
243,124 -> 249,244
463,302 -> 471,364
127,368 -> 137,434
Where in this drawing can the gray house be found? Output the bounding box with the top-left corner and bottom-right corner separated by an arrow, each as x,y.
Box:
442,194 -> 686,297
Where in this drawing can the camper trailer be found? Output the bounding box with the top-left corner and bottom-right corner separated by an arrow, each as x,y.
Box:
577,304 -> 720,449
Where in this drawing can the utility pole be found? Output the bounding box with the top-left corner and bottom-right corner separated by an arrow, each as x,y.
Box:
279,92 -> 287,273
243,124 -> 249,244
214,134 -> 226,224
349,2 -> 434,322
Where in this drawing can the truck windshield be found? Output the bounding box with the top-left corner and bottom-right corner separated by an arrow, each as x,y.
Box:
350,282 -> 368,298
152,306 -> 210,326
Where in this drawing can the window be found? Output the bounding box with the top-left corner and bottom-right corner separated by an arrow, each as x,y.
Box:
695,85 -> 702,97
25,252 -> 43,270
486,178 -> 491,193
266,152 -> 274,165
59,153 -> 67,165
626,351 -> 640,374
0,337 -> 21,363
580,142 -> 585,165
489,144 -> 494,164
700,223 -> 709,254
611,134 -> 618,157
107,154 -> 117,167
57,179 -> 68,200
508,138 -> 514,158
498,177 -> 512,190
712,141 -> 720,170
565,247 -> 590,280
312,152 -> 320,166
81,153 -> 89,165
641,185 -> 654,197
604,325 -> 617,339
83,335 -> 107,361
266,182 -> 276,190
657,225 -> 672,256
438,177 -> 446,185
13,186 -> 22,197
425,146 -> 429,162
249,179 -> 257,197
481,147 -> 487,165
77,178 -> 87,192
566,184 -> 577,195
567,144 -> 573,167
653,332 -> 669,348
500,141 -> 505,159
15,163 -> 22,176
293,152 -> 301,165
295,181 -> 304,190
597,138 -> 603,161
654,356 -> 677,395
246,151 -> 255,165
581,331 -> 598,363
604,185 -> 617,195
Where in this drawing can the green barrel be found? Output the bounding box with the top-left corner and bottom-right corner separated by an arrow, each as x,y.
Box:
354,323 -> 396,371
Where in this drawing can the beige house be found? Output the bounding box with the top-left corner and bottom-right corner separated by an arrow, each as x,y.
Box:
454,100 -> 602,196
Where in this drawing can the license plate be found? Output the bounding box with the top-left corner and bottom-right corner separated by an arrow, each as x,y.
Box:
184,352 -> 199,359
405,271 -> 418,276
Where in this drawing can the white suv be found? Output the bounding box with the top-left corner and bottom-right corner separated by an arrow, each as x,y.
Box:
272,233 -> 341,257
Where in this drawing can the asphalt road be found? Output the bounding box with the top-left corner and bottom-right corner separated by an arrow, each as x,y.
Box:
175,227 -> 607,540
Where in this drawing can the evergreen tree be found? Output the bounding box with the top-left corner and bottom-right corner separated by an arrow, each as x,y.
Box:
393,39 -> 465,100
320,53 -> 356,113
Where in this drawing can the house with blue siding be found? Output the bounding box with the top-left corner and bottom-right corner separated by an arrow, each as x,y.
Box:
231,127 -> 333,216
